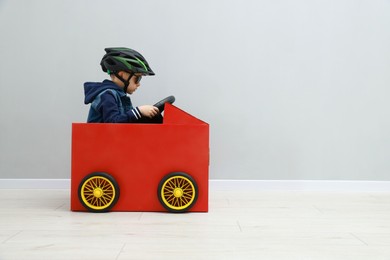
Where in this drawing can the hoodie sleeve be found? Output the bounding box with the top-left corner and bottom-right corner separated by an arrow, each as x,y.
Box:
98,91 -> 142,123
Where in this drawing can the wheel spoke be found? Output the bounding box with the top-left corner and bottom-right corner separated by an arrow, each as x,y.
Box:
174,197 -> 180,207
102,194 -> 113,202
164,186 -> 174,193
85,194 -> 94,200
169,180 -> 174,189
85,183 -> 94,191
182,182 -> 190,190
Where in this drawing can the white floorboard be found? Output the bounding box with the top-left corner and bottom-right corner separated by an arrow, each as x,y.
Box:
0,188 -> 390,259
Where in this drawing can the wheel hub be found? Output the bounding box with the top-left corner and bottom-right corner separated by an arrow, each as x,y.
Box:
173,188 -> 183,198
93,188 -> 104,198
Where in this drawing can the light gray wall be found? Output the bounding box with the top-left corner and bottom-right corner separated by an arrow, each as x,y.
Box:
0,0 -> 389,180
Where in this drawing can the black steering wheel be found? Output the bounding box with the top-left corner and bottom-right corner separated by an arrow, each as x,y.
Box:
154,95 -> 175,113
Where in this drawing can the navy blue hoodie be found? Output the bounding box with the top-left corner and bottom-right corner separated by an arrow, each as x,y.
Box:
84,80 -> 142,123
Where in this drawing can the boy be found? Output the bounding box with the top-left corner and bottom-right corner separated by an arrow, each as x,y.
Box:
84,47 -> 161,123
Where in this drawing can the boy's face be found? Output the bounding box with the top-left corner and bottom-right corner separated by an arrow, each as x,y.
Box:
119,71 -> 142,94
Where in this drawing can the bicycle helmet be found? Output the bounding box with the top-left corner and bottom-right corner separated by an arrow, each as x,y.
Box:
100,47 -> 155,93
101,47 -> 155,76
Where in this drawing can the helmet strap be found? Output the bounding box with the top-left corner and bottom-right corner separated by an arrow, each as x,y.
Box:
114,72 -> 132,93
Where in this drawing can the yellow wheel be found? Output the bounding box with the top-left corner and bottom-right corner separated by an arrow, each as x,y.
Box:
78,172 -> 120,213
158,172 -> 198,213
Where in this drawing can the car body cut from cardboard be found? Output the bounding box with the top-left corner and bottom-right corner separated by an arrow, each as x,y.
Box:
71,103 -> 209,213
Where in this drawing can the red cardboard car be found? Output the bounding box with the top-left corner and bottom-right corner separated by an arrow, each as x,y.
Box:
71,101 -> 209,213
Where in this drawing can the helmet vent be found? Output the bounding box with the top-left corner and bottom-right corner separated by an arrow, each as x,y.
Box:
106,59 -> 116,65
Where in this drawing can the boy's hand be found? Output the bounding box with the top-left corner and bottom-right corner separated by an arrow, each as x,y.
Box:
138,105 -> 159,118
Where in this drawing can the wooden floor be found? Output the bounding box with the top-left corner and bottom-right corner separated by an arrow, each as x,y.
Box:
0,188 -> 390,260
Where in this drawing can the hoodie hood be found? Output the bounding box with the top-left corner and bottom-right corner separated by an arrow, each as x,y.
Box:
84,80 -> 125,104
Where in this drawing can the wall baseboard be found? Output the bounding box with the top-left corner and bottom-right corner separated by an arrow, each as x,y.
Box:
209,180 -> 390,192
0,179 -> 71,189
0,179 -> 390,192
